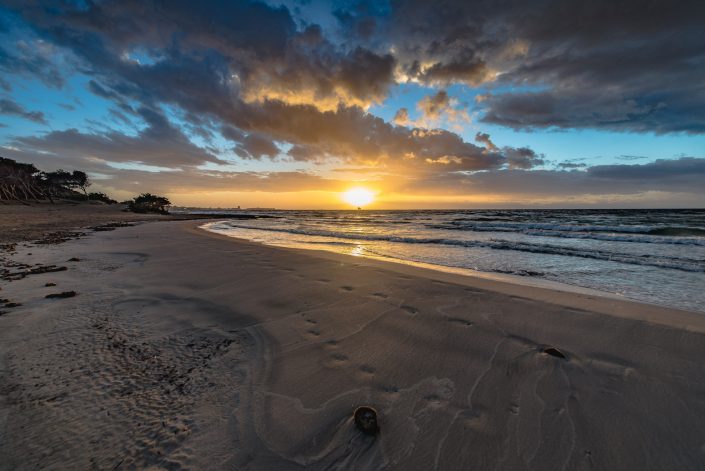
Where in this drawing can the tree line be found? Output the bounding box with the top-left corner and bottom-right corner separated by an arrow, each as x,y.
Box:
0,157 -> 170,213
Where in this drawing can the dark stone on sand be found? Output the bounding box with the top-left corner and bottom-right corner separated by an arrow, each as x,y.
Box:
354,406 -> 379,435
544,347 -> 567,359
67,257 -> 80,262
45,291 -> 77,299
45,282 -> 57,287
4,302 -> 22,308
28,265 -> 67,275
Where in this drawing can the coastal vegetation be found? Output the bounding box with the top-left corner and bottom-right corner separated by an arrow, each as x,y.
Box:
0,157 -> 91,203
126,193 -> 171,214
0,157 -> 170,213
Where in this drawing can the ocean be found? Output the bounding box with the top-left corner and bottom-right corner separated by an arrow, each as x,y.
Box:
201,209 -> 705,313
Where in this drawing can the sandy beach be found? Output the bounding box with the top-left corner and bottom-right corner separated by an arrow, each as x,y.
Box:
2,218 -> 705,470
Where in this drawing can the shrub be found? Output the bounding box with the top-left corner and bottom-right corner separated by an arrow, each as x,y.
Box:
88,192 -> 118,204
127,193 -> 171,214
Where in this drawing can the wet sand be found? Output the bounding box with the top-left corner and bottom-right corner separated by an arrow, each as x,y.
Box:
2,220 -> 705,469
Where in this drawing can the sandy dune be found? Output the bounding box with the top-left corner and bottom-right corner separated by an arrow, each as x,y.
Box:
1,220 -> 705,470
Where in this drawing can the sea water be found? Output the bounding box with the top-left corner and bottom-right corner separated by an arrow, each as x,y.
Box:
200,209 -> 705,313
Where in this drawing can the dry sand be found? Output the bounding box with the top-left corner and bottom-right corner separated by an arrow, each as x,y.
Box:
1,219 -> 705,470
0,202 -> 224,244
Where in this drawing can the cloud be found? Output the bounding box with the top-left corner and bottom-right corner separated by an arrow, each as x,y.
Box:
2,0 -> 499,171
474,132 -> 498,152
234,133 -> 280,160
502,146 -> 545,170
394,91 -> 471,129
418,90 -> 451,120
0,38 -> 65,89
12,106 -> 223,167
392,107 -> 410,126
4,0 -> 704,137
1,143 -> 344,196
0,98 -> 46,124
407,157 -> 705,200
557,162 -> 586,169
616,155 -> 647,161
586,157 -> 705,181
343,0 -> 705,134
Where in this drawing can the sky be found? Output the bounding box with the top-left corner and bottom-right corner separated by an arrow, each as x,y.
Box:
0,0 -> 704,209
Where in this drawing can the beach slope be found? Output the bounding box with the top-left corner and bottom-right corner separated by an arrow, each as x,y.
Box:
1,220 -> 705,470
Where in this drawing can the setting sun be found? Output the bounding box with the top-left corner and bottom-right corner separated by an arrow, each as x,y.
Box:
342,187 -> 375,208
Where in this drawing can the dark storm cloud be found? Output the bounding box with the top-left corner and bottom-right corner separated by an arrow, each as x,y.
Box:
0,98 -> 47,124
4,0 -> 704,136
338,0 -> 705,133
8,0 -> 395,108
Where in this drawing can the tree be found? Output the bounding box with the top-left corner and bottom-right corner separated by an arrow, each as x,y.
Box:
71,170 -> 91,198
0,157 -> 117,204
127,193 -> 171,214
0,157 -> 45,202
42,169 -> 91,199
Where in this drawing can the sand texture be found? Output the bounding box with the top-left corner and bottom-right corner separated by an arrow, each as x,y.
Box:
0,203 -> 225,245
2,220 -> 705,470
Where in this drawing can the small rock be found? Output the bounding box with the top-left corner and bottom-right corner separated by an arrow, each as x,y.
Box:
67,257 -> 80,262
45,282 -> 57,287
354,406 -> 379,435
4,302 -> 22,308
543,347 -> 567,359
45,291 -> 77,299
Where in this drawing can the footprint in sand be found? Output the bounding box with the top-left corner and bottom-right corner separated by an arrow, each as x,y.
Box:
359,364 -> 375,374
371,292 -> 388,299
380,385 -> 401,400
331,353 -> 348,362
447,317 -> 473,327
400,305 -> 418,315
340,286 -> 354,292
307,329 -> 321,337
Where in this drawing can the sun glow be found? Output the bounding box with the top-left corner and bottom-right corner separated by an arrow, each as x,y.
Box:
342,187 -> 375,208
